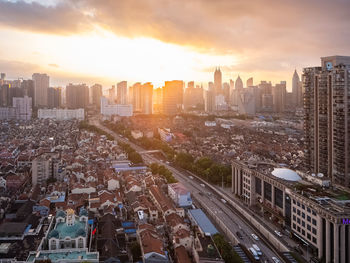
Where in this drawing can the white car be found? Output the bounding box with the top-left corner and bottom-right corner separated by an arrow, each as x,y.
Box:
274,230 -> 282,237
200,183 -> 205,187
272,256 -> 281,263
189,176 -> 194,179
252,244 -> 262,256
251,234 -> 259,241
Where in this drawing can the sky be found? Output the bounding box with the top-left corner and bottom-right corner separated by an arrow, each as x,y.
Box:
0,0 -> 349,90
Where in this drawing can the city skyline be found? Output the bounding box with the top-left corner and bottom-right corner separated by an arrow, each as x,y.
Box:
0,0 -> 349,89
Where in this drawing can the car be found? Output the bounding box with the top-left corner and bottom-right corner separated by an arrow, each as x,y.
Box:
200,183 -> 205,187
248,247 -> 260,261
251,234 -> 259,241
236,231 -> 243,239
252,244 -> 262,256
274,230 -> 282,237
189,176 -> 194,179
271,257 -> 280,263
221,198 -> 227,204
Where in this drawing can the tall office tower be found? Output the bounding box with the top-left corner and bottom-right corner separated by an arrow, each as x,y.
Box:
272,81 -> 286,113
0,84 -> 10,107
12,96 -> 32,120
32,73 -> 49,107
66,83 -> 89,109
153,88 -> 163,114
205,82 -> 215,112
292,70 -> 303,107
141,82 -> 153,114
130,82 -> 142,112
222,82 -> 230,104
162,80 -> 184,115
246,77 -> 253,87
108,85 -> 116,103
235,75 -> 243,90
48,87 -> 61,108
237,88 -> 255,115
258,81 -> 273,111
229,79 -> 235,105
117,81 -> 127,104
91,84 -> 103,108
21,80 -> 35,107
9,86 -> 25,106
184,83 -> 204,110
303,56 -> 350,188
214,67 -> 222,95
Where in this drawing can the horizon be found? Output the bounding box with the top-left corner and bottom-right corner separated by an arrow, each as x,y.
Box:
0,0 -> 349,90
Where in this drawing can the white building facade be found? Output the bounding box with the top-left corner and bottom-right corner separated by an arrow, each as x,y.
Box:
100,96 -> 133,117
38,108 -> 85,120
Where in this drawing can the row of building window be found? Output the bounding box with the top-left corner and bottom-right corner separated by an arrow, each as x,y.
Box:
292,199 -> 316,216
292,223 -> 317,245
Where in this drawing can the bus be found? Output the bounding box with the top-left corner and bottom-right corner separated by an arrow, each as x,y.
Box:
248,247 -> 260,261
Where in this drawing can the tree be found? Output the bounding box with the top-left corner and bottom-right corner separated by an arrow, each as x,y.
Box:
128,152 -> 143,164
130,241 -> 142,261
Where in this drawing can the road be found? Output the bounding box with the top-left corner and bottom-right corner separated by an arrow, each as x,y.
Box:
91,118 -> 285,263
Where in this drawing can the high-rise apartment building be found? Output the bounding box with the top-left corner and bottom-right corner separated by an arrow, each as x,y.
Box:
108,85 -> 116,103
32,73 -> 49,107
246,77 -> 253,87
91,84 -> 103,108
66,83 -> 89,109
292,70 -> 303,107
21,80 -> 35,107
303,56 -> 350,188
117,81 -> 127,104
184,82 -> 204,110
162,80 -> 183,115
272,81 -> 286,113
48,87 -> 61,108
205,82 -> 215,112
141,82 -> 153,114
214,68 -> 222,96
129,82 -> 142,113
12,96 -> 32,120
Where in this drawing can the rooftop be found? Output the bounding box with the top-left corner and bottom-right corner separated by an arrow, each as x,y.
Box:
27,250 -> 99,262
188,209 -> 218,235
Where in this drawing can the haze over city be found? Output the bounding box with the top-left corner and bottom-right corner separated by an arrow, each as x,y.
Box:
0,0 -> 350,89
0,1 -> 350,263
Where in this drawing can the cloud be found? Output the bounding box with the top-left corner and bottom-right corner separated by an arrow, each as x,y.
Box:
0,59 -> 41,78
48,63 -> 59,68
0,0 -> 349,78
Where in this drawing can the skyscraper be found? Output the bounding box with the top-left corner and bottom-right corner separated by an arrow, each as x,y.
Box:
117,81 -> 127,105
91,84 -> 103,108
21,79 -> 35,108
303,56 -> 350,188
205,82 -> 215,112
141,82 -> 153,114
32,73 -> 49,107
235,75 -> 243,90
162,80 -> 183,115
246,77 -> 253,87
292,70 -> 302,107
66,83 -> 89,109
48,87 -> 61,108
214,67 -> 222,96
272,81 -> 286,113
130,82 -> 142,112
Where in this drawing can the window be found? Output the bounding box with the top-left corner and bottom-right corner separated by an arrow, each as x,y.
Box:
302,212 -> 305,219
297,226 -> 300,232
312,237 -> 317,244
302,204 -> 305,210
293,223 -> 296,229
297,218 -> 301,224
312,210 -> 316,216
312,219 -> 317,226
293,207 -> 296,213
302,229 -> 305,236
302,221 -> 305,227
307,216 -> 311,222
312,228 -> 317,235
293,215 -> 296,221
307,224 -> 311,231
293,200 -> 296,204
297,210 -> 300,216
307,233 -> 311,240
307,207 -> 311,213
297,201 -> 300,207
